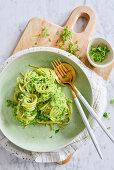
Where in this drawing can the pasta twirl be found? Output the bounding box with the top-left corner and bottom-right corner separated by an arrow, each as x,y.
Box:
7,66 -> 72,128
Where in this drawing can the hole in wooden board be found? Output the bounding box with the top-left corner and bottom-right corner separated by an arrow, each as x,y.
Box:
73,14 -> 89,33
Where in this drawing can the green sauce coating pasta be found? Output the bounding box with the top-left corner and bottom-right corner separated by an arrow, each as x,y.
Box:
8,66 -> 72,128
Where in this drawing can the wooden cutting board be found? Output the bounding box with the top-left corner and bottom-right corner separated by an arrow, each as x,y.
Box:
12,6 -> 114,164
13,6 -> 114,81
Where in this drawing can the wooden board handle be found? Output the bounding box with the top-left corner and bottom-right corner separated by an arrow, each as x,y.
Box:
64,6 -> 96,37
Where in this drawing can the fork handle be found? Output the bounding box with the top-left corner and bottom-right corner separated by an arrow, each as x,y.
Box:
71,84 -> 114,143
72,91 -> 103,159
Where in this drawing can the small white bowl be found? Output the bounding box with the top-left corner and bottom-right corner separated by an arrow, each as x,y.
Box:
87,38 -> 114,68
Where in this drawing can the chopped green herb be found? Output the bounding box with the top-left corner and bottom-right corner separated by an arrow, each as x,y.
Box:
68,42 -> 80,59
62,26 -> 72,44
57,40 -> 60,45
68,42 -> 73,53
55,129 -> 59,133
56,31 -> 60,35
48,38 -> 52,42
110,99 -> 114,104
7,100 -> 16,108
78,56 -> 82,60
75,41 -> 78,44
60,44 -> 65,50
89,45 -> 110,63
76,47 -> 80,51
49,136 -> 53,138
103,112 -> 109,118
63,75 -> 67,78
34,42 -> 37,45
43,27 -> 50,38
32,137 -> 35,138
59,81 -> 63,85
107,127 -> 111,130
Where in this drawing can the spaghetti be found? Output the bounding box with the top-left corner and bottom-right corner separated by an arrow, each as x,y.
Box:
8,66 -> 72,128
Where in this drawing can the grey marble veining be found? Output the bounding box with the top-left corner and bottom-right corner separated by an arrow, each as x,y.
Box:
0,0 -> 114,169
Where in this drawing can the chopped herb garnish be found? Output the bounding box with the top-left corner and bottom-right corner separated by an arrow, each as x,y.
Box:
59,81 -> 63,85
32,137 -> 35,138
56,31 -> 60,35
78,56 -> 82,60
62,26 -> 72,44
75,41 -> 78,44
63,75 -> 67,78
55,129 -> 59,133
76,47 -> 80,51
107,127 -> 111,130
56,26 -> 81,59
34,42 -> 37,45
110,99 -> 114,104
57,40 -> 60,45
89,45 -> 110,63
7,100 -> 16,108
103,112 -> 109,118
60,44 -> 65,50
48,38 -> 52,42
68,42 -> 80,58
68,42 -> 73,53
49,136 -> 53,138
43,27 -> 50,38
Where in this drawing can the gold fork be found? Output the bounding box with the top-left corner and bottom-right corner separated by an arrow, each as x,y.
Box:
51,59 -> 73,83
51,58 -> 114,159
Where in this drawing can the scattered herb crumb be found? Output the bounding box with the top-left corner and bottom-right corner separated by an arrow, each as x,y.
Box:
55,129 -> 60,134
49,136 -> 53,138
75,41 -> 78,44
57,40 -> 60,45
103,112 -> 109,118
60,81 -> 63,85
34,42 -> 37,45
107,127 -> 111,130
48,38 -> 52,42
43,27 -> 50,38
7,100 -> 16,108
110,99 -> 114,104
32,137 -> 35,138
63,75 -> 67,78
68,42 -> 73,53
60,44 -> 65,50
56,31 -> 60,35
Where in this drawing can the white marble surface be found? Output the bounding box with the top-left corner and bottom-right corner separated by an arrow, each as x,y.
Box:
0,0 -> 114,169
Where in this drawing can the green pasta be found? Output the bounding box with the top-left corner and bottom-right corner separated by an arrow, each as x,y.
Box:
7,66 -> 72,129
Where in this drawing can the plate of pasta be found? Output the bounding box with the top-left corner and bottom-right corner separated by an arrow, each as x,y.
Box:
0,47 -> 92,152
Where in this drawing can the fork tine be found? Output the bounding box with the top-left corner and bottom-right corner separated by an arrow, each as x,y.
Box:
51,62 -> 63,80
51,62 -> 56,70
57,58 -> 69,72
55,60 -> 66,75
53,61 -> 64,76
